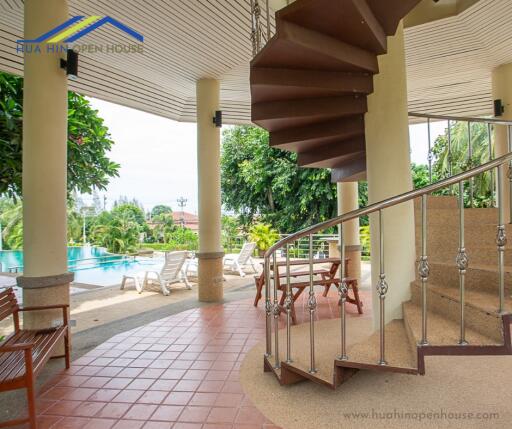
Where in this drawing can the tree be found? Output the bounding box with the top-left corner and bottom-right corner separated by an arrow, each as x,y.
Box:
152,213 -> 175,243
89,211 -> 140,253
111,202 -> 146,226
0,71 -> 120,199
221,126 -> 337,233
431,121 -> 492,207
151,205 -> 173,218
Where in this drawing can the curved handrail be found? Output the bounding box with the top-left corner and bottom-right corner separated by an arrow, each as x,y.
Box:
264,151 -> 512,258
409,112 -> 512,126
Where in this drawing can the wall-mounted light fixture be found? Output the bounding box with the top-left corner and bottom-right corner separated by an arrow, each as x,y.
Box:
212,110 -> 222,128
494,99 -> 505,117
60,49 -> 79,79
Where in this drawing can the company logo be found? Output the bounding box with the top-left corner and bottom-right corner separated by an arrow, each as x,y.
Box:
16,16 -> 144,54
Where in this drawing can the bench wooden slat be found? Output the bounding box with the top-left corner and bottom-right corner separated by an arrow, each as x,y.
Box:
0,287 -> 70,429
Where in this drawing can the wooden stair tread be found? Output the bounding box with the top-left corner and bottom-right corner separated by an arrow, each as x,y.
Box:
277,0 -> 387,54
336,319 -> 417,372
250,0 -> 422,181
403,301 -> 500,347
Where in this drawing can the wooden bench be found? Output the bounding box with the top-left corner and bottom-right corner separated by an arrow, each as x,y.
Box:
0,287 -> 70,429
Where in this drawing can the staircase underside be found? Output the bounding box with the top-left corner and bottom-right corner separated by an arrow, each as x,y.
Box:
250,0 -> 422,182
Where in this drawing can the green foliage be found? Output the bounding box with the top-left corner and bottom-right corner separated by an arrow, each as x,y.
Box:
431,121 -> 492,207
164,227 -> 198,251
360,225 -> 371,257
152,213 -> 175,243
249,223 -> 279,252
0,198 -> 22,249
221,215 -> 243,252
89,210 -> 141,254
151,205 -> 172,217
0,72 -> 120,199
111,203 -> 146,225
221,126 -> 337,233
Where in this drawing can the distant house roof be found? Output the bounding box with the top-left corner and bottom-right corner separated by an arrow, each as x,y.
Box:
172,211 -> 199,232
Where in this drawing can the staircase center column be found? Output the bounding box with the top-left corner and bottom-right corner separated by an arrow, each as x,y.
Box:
337,182 -> 361,285
17,0 -> 74,332
365,22 -> 416,328
492,63 -> 512,223
196,79 -> 224,302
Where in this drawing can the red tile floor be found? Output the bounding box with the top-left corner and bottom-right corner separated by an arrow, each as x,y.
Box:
32,288 -> 371,429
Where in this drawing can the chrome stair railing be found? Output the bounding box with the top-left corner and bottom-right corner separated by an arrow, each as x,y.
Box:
264,151 -> 512,370
409,112 -> 512,213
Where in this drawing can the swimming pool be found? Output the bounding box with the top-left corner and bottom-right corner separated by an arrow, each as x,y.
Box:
0,246 -> 163,286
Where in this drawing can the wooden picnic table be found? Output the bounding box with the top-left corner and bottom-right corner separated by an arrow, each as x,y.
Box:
253,257 -> 363,324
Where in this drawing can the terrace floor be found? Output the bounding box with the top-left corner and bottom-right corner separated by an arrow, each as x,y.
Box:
31,288 -> 368,429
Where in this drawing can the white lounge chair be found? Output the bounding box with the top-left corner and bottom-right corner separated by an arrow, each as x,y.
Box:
121,251 -> 191,296
223,242 -> 257,277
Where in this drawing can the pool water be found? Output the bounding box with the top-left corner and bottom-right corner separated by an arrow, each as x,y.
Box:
0,246 -> 163,286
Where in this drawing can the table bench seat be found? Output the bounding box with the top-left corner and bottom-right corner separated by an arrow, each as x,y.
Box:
253,259 -> 363,324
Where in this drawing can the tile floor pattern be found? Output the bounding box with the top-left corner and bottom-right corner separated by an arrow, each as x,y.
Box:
32,289 -> 371,429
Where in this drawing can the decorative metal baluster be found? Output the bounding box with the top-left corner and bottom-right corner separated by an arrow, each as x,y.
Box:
508,125 -> 512,224
265,0 -> 271,41
250,0 -> 262,56
338,223 -> 348,360
427,118 -> 433,183
376,210 -> 388,365
285,243 -> 293,363
264,255 -> 272,357
448,120 -> 453,194
272,251 -> 280,369
468,122 -> 474,208
497,166 -> 507,313
488,123 -> 495,207
308,234 -> 317,373
456,181 -> 469,345
418,195 -> 429,345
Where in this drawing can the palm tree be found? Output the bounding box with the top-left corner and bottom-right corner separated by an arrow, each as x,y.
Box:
432,121 -> 493,207
0,200 -> 22,249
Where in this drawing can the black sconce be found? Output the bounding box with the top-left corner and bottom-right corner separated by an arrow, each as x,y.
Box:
212,110 -> 222,128
494,99 -> 505,117
60,49 -> 79,79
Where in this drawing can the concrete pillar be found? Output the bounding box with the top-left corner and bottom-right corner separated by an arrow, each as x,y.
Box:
337,182 -> 361,284
196,79 -> 224,302
17,0 -> 73,332
492,63 -> 512,223
365,22 -> 416,328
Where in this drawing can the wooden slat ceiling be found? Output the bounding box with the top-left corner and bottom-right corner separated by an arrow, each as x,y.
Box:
405,0 -> 512,118
0,0 -> 509,124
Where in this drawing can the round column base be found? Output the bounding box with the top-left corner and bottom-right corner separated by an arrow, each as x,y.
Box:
17,272 -> 74,353
197,252 -> 224,302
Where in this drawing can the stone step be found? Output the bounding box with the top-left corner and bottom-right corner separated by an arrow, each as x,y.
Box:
402,301 -> 500,347
416,242 -> 512,266
410,280 -> 508,343
414,207 -> 501,226
426,261 -> 512,295
413,195 -> 458,209
335,319 -> 418,372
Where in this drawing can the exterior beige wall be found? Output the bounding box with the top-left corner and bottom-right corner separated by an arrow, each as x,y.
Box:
365,23 -> 416,328
21,0 -> 70,331
492,63 -> 512,223
337,182 -> 361,283
196,79 -> 223,302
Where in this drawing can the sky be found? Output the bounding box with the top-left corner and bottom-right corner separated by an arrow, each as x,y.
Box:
85,98 -> 448,214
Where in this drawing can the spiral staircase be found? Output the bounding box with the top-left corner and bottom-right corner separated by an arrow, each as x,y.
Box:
250,0 -> 423,182
251,0 -> 512,389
